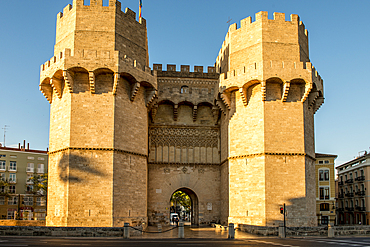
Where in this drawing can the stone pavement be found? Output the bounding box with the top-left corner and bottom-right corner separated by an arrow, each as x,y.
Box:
130,225 -> 259,239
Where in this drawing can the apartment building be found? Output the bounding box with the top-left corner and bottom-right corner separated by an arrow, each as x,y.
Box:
336,151 -> 369,225
315,153 -> 337,225
0,142 -> 48,220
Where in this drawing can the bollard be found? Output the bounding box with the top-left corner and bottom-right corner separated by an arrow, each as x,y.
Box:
228,223 -> 235,239
278,224 -> 285,238
328,223 -> 334,238
178,222 -> 184,239
123,223 -> 130,239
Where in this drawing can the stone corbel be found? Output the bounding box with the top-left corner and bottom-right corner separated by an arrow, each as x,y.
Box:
216,99 -> 226,115
281,81 -> 290,102
40,83 -> 53,104
63,70 -> 73,93
50,78 -> 62,99
239,87 -> 247,106
89,71 -> 95,94
308,91 -> 319,109
146,89 -> 157,107
220,92 -> 231,110
130,82 -> 140,101
301,81 -> 313,103
113,73 -> 120,95
173,104 -> 178,121
261,81 -> 266,101
193,106 -> 198,122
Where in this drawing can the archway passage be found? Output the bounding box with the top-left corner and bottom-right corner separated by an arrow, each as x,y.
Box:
170,188 -> 199,226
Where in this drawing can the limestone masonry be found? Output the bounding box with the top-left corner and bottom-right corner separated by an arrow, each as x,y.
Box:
40,0 -> 324,227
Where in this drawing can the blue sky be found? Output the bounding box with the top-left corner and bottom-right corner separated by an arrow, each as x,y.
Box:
0,0 -> 369,166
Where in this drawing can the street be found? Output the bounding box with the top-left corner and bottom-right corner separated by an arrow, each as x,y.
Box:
0,237 -> 369,247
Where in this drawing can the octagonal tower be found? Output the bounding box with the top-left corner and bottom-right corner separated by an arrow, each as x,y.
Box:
40,0 -> 156,227
216,12 -> 324,227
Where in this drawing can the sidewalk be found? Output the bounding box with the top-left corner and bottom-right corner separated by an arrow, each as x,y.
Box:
131,225 -> 259,239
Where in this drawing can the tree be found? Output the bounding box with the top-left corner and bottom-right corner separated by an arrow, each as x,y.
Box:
29,173 -> 48,197
171,191 -> 191,211
0,179 -> 10,196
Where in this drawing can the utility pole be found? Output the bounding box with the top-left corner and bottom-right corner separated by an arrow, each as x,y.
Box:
2,125 -> 9,147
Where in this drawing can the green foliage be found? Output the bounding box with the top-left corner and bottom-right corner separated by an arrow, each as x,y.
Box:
171,191 -> 191,210
0,179 -> 10,196
29,173 -> 48,197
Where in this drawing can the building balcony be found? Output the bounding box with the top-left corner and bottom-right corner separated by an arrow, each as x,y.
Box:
338,181 -> 344,186
355,176 -> 365,182
345,207 -> 354,211
355,191 -> 366,196
338,193 -> 344,198
345,192 -> 354,197
345,179 -> 354,184
355,206 -> 366,211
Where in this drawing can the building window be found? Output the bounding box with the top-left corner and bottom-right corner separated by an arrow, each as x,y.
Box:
26,174 -> 33,184
27,156 -> 34,160
37,164 -> 44,173
27,163 -> 34,173
36,197 -> 46,206
7,209 -> 15,219
9,161 -> 16,171
180,86 -> 189,94
0,161 -> 5,170
8,186 -> 15,194
350,173 -> 353,179
24,197 -> 33,206
0,196 -> 4,205
321,216 -> 329,225
9,174 -> 16,183
324,160 -> 329,164
318,160 -> 324,164
319,169 -> 329,181
26,185 -> 33,193
0,173 -> 5,181
0,155 -> 5,158
320,203 -> 329,211
360,170 -> 364,176
319,187 -> 330,200
0,186 -> 5,193
37,157 -> 45,161
355,171 -> 358,178
8,196 -> 18,205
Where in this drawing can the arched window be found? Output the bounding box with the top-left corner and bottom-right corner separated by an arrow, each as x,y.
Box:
180,86 -> 189,94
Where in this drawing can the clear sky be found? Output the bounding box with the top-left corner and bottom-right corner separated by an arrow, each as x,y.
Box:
0,0 -> 369,166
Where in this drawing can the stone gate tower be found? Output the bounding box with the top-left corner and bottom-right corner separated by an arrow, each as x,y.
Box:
215,12 -> 324,226
40,0 -> 156,226
40,0 -> 325,228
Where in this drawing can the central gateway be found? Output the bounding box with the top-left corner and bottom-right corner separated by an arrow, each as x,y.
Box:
40,0 -> 324,227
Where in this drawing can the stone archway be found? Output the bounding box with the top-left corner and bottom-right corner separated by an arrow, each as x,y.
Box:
170,187 -> 199,226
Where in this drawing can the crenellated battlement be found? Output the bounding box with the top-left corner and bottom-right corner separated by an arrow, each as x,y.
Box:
57,0 -> 145,25
216,11 -> 309,73
40,48 -> 154,83
152,64 -> 218,79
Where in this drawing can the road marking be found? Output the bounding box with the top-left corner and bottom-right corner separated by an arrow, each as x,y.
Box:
246,239 -> 300,247
307,239 -> 370,246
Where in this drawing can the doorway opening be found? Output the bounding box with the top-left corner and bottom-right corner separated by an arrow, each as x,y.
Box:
170,188 -> 199,226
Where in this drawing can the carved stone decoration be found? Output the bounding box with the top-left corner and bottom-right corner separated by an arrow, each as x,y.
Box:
149,127 -> 219,148
182,166 -> 188,173
164,168 -> 170,173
